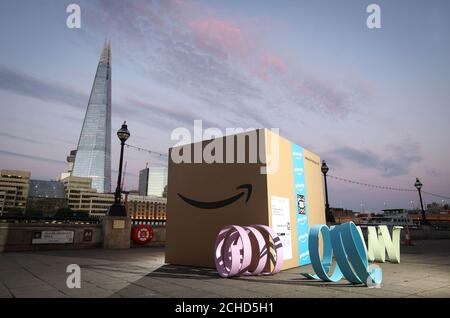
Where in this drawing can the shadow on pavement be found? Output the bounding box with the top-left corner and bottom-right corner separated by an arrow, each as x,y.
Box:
144,264 -> 364,288
146,264 -> 219,279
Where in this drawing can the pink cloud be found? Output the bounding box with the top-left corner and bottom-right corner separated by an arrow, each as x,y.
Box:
262,54 -> 287,74
292,77 -> 348,117
84,0 -> 365,120
190,17 -> 254,56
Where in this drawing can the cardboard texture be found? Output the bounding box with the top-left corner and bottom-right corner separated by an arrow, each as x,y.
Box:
165,128 -> 326,270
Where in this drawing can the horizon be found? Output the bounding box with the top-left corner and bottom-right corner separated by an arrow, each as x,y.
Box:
1,0 -> 449,212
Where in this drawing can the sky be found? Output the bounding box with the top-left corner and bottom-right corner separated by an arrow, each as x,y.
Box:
0,0 -> 449,212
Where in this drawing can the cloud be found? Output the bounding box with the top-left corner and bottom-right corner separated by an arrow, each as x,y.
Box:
0,150 -> 66,165
325,139 -> 422,177
0,65 -> 140,131
80,0 -> 368,130
125,96 -> 224,129
261,54 -> 287,74
0,66 -> 86,109
58,114 -> 84,124
190,16 -> 254,57
0,0 -> 366,146
0,132 -> 46,145
0,132 -> 74,148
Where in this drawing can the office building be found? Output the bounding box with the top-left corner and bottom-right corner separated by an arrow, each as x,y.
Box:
330,207 -> 357,224
61,176 -> 114,216
138,166 -> 168,197
125,194 -> 167,220
72,41 -> 112,193
27,180 -> 68,216
0,170 -> 30,215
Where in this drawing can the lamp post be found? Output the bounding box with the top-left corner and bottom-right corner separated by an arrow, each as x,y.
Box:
108,121 -> 130,216
414,177 -> 429,225
321,160 -> 335,223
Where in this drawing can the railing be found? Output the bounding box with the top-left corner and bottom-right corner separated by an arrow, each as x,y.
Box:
0,216 -> 166,226
0,215 -> 102,225
131,218 -> 166,226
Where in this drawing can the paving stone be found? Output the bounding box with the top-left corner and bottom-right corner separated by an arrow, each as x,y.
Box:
61,286 -> 114,298
0,282 -> 11,297
96,282 -> 131,291
242,281 -> 302,296
0,269 -> 29,280
112,284 -> 159,297
383,277 -> 449,294
411,286 -> 450,298
10,287 -> 66,298
139,282 -> 189,294
0,240 -> 448,298
133,276 -> 188,289
278,287 -> 355,298
340,286 -> 412,298
2,276 -> 49,289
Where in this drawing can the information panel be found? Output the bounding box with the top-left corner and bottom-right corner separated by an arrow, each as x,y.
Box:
32,231 -> 74,244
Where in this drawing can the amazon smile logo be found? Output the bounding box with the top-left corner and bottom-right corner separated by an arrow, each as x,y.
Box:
177,184 -> 253,209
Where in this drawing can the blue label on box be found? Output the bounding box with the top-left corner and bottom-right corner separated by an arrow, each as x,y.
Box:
292,144 -> 311,266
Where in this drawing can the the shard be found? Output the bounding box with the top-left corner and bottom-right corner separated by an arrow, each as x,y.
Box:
72,41 -> 112,193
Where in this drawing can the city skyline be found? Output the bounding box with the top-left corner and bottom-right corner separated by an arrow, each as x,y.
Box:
0,0 -> 449,212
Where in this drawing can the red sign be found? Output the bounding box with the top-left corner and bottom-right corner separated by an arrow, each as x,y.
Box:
131,225 -> 154,245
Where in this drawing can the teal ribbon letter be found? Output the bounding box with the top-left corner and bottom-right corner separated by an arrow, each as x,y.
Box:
302,222 -> 382,286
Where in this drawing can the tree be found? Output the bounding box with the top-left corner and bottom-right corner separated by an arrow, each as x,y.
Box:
3,208 -> 24,217
25,209 -> 43,217
54,207 -> 75,218
72,211 -> 90,219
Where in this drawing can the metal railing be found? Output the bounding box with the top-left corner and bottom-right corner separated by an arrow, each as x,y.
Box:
131,218 -> 166,226
0,215 -> 102,225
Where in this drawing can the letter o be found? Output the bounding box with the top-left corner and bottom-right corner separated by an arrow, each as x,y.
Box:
214,224 -> 284,278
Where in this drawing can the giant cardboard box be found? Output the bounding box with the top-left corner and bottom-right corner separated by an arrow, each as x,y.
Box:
165,128 -> 326,270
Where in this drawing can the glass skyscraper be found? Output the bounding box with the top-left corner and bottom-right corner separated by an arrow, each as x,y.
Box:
138,166 -> 168,197
72,41 -> 112,193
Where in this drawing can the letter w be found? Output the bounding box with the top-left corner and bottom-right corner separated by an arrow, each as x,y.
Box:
367,226 -> 402,263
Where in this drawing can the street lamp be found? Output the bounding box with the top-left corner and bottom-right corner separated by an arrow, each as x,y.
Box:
414,177 -> 429,225
321,160 -> 335,223
108,121 -> 130,217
